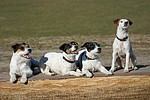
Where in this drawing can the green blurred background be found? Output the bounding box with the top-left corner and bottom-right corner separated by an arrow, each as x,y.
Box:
0,0 -> 149,38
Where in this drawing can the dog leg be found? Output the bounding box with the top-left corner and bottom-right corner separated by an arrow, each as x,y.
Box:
65,71 -> 83,76
20,74 -> 28,84
43,66 -> 55,76
100,65 -> 113,75
131,55 -> 138,70
82,69 -> 93,78
124,52 -> 130,72
9,72 -> 17,83
110,52 -> 117,72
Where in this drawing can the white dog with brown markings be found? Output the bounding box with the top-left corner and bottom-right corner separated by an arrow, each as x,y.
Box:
39,42 -> 83,77
110,18 -> 138,73
9,43 -> 39,84
76,42 -> 113,78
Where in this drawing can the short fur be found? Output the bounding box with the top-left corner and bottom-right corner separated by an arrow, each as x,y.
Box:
76,42 -> 113,78
39,42 -> 83,76
110,18 -> 138,73
9,43 -> 39,84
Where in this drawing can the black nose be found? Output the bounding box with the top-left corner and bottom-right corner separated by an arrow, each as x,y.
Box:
98,48 -> 101,51
75,45 -> 78,49
28,49 -> 32,53
125,22 -> 128,26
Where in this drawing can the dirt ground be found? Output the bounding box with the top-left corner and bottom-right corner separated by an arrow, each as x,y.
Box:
0,35 -> 150,99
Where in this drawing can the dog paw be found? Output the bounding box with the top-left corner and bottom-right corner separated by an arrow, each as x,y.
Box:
124,69 -> 129,73
107,72 -> 114,76
20,77 -> 28,84
10,77 -> 17,83
76,73 -> 84,77
109,69 -> 115,73
45,72 -> 55,76
86,73 -> 93,78
133,67 -> 138,70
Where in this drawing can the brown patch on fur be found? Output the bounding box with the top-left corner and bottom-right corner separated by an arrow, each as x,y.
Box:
113,18 -> 133,26
66,48 -> 72,54
113,19 -> 121,26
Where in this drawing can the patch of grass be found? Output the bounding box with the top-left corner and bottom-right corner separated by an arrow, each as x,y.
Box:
0,0 -> 149,38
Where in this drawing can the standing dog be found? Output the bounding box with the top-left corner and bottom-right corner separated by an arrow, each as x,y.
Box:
110,18 -> 138,73
76,42 -> 113,78
9,43 -> 39,84
39,42 -> 83,76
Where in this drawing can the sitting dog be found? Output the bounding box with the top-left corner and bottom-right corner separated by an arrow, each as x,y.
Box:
110,18 -> 138,73
9,43 -> 39,84
39,42 -> 83,76
76,42 -> 113,78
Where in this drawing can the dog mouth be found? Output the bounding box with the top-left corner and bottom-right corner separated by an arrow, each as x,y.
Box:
21,53 -> 31,59
70,50 -> 78,54
96,51 -> 101,53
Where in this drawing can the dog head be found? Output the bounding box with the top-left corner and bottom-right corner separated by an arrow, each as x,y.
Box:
11,42 -> 32,59
81,42 -> 102,56
59,42 -> 79,55
113,18 -> 133,29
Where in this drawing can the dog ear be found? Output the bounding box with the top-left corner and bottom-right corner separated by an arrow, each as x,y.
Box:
94,42 -> 100,47
11,43 -> 19,53
127,19 -> 133,25
70,41 -> 78,45
81,42 -> 90,48
59,43 -> 68,51
113,19 -> 120,25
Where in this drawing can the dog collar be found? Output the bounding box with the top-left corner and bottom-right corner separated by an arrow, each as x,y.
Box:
85,54 -> 98,60
116,36 -> 128,41
63,56 -> 75,63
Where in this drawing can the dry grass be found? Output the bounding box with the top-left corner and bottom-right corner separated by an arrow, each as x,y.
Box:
0,75 -> 150,99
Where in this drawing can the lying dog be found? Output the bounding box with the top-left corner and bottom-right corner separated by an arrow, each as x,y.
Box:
9,43 -> 39,84
39,42 -> 83,76
110,18 -> 138,73
76,42 -> 113,78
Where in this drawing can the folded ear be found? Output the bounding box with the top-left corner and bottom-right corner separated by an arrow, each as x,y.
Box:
11,43 -> 19,53
94,42 -> 100,47
59,43 -> 67,51
127,19 -> 133,25
70,41 -> 78,45
113,19 -> 120,25
81,42 -> 90,48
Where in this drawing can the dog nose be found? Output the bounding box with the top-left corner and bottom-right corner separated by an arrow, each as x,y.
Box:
28,49 -> 32,53
125,22 -> 128,26
98,48 -> 102,51
75,45 -> 78,49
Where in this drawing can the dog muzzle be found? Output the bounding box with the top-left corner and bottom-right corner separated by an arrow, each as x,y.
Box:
21,54 -> 31,59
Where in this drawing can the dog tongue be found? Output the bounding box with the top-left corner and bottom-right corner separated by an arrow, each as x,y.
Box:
73,51 -> 78,54
21,54 -> 31,59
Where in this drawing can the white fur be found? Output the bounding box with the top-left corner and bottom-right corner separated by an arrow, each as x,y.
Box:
39,43 -> 83,77
9,45 -> 39,84
110,19 -> 137,73
76,43 -> 113,78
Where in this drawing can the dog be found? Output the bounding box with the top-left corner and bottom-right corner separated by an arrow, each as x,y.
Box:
75,42 -> 113,78
9,43 -> 40,84
39,42 -> 83,77
110,18 -> 138,73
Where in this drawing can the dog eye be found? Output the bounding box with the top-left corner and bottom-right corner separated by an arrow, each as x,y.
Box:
20,47 -> 24,50
68,44 -> 72,48
120,21 -> 123,23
